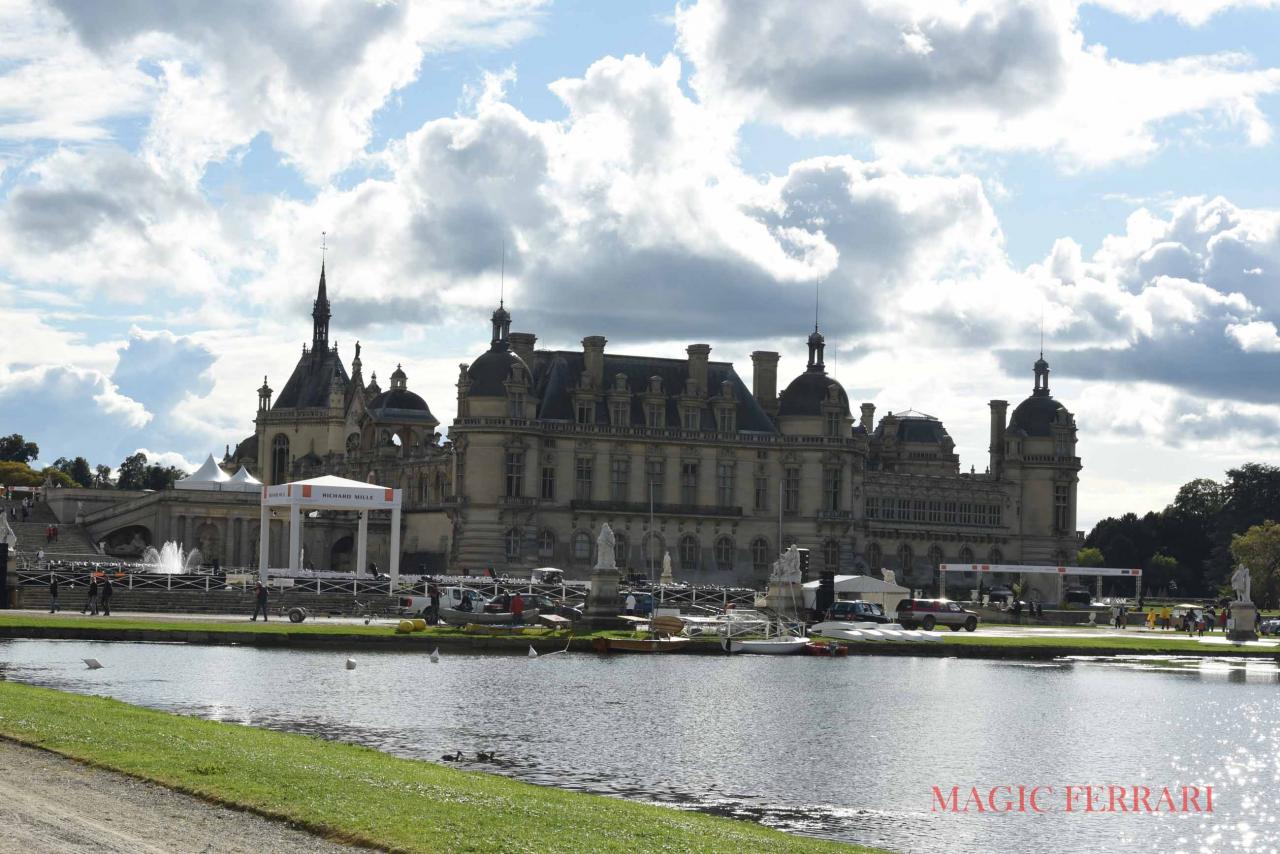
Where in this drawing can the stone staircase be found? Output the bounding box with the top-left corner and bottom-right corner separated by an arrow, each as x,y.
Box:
3,499 -> 110,566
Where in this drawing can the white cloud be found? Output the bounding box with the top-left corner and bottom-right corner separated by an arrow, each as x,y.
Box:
1088,0 -> 1280,26
1226,320 -> 1280,352
676,0 -> 1280,167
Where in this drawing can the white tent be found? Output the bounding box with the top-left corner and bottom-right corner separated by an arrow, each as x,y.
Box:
801,574 -> 910,612
175,454 -> 232,491
225,466 -> 263,493
259,475 -> 402,587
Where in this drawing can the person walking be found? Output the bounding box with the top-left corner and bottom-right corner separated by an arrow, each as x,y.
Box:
428,582 -> 441,625
511,592 -> 524,625
99,576 -> 113,616
83,576 -> 99,615
625,592 -> 637,617
48,577 -> 60,613
251,582 -> 269,621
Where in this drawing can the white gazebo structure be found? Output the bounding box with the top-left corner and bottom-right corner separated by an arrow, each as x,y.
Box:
939,563 -> 1141,603
175,454 -> 232,491
259,475 -> 402,587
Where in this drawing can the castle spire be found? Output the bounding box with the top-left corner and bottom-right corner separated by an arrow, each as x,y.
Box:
312,233 -> 331,351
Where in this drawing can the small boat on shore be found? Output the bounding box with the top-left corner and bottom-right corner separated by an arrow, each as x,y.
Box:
803,641 -> 849,657
720,636 -> 808,655
439,606 -> 540,626
592,636 -> 692,653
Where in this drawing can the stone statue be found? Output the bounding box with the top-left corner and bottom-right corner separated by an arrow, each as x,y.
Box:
769,545 -> 802,585
881,568 -> 898,587
660,550 -> 674,585
1231,563 -> 1252,603
595,523 -> 617,570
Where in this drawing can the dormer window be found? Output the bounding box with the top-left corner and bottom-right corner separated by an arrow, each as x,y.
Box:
683,409 -> 700,431
610,401 -> 629,426
715,408 -> 735,434
576,401 -> 593,424
646,403 -> 664,427
825,411 -> 842,437
508,391 -> 525,419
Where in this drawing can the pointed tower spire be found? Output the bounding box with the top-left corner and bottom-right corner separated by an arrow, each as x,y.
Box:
312,232 -> 331,352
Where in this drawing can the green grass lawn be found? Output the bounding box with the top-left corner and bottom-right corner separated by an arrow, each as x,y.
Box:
0,682 -> 878,854
937,632 -> 1277,656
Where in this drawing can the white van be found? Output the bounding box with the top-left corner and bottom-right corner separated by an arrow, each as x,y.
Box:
398,586 -> 489,615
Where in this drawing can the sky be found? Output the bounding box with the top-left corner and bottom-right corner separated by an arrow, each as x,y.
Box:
2,0 -> 1280,530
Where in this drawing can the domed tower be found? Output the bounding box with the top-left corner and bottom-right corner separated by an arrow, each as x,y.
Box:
362,364 -> 438,452
459,302 -> 532,419
777,327 -> 852,437
1003,353 -> 1081,564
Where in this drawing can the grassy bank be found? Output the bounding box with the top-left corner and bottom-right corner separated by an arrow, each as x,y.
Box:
934,632 -> 1279,657
0,682 -> 876,853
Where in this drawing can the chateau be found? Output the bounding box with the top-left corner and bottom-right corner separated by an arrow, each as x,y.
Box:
88,263 -> 1082,590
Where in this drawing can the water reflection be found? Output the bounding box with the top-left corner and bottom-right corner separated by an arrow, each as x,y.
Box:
1,639 -> 1277,854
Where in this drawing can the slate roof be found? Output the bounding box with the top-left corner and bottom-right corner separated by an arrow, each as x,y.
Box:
520,350 -> 778,433
777,370 -> 850,417
273,348 -> 350,409
367,388 -> 437,423
874,413 -> 952,443
1008,392 -> 1069,437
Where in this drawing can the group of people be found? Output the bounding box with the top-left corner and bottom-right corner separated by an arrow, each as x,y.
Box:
11,496 -> 35,522
1145,606 -> 1221,635
47,575 -> 113,616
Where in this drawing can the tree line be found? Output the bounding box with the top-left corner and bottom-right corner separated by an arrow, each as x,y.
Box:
1080,463 -> 1280,608
0,434 -> 186,492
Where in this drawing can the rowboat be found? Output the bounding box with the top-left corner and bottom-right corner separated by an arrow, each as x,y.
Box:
438,606 -> 540,626
591,636 -> 691,653
720,636 -> 809,655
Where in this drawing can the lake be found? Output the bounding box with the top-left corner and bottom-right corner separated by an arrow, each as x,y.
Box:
2,639 -> 1276,854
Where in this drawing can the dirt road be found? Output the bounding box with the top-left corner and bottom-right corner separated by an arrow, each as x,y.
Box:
0,740 -> 365,854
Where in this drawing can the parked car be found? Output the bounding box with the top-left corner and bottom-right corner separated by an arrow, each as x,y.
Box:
1259,617 -> 1280,636
896,598 -> 979,632
619,591 -> 653,616
823,600 -> 890,623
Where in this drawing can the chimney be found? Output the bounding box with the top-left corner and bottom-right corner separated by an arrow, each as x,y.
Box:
750,351 -> 779,413
582,336 -> 607,389
686,344 -> 711,395
860,402 -> 875,432
508,332 -> 537,363
989,400 -> 1008,477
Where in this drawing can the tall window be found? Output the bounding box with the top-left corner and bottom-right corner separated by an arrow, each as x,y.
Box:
825,411 -> 842,437
611,401 -> 629,426
928,500 -> 942,523
867,542 -> 882,569
716,462 -> 735,505
683,409 -> 700,431
823,467 -> 841,511
610,457 -> 630,500
537,530 -> 556,560
646,458 -> 664,501
504,450 -> 524,498
912,499 -> 926,522
928,545 -> 944,571
572,531 -> 592,563
575,457 -> 593,500
508,392 -> 525,419
944,501 -> 957,524
679,534 -> 700,570
865,496 -> 879,519
1054,483 -> 1069,531
754,475 -> 769,511
822,538 -> 840,571
614,532 -> 629,568
783,467 -> 800,512
897,543 -> 914,575
504,527 -> 521,560
646,404 -> 664,427
576,402 -> 593,424
680,461 -> 698,505
271,434 -> 289,485
988,547 -> 1003,565
714,536 -> 734,572
958,502 -> 973,525
540,465 -> 556,500
716,409 -> 735,433
959,546 -> 974,565
751,537 -> 771,575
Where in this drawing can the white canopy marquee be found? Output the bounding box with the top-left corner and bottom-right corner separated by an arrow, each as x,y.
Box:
258,475 -> 402,585
938,563 -> 1142,600
176,456 -> 263,493
801,574 -> 910,611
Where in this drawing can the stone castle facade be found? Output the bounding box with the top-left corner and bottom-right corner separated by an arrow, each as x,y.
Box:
93,262 -> 1082,590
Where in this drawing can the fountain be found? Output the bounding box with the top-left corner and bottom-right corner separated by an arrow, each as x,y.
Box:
140,542 -> 202,574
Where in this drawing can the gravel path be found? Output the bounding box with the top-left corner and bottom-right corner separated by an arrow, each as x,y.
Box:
0,740 -> 366,854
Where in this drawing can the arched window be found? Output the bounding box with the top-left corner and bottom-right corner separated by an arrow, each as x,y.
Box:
822,538 -> 840,571
866,541 -> 882,569
897,543 -> 914,574
537,529 -> 556,560
714,536 -> 734,572
504,528 -> 521,561
751,537 -> 771,575
614,532 -> 629,569
271,434 -> 289,485
641,531 -> 664,569
928,545 -> 944,569
679,534 -> 700,570
572,531 -> 592,564
959,545 -> 974,565
988,547 -> 1003,564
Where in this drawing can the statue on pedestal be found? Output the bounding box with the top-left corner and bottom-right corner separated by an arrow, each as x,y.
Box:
596,523 -> 617,570
583,522 -> 623,627
660,550 -> 674,585
1231,563 -> 1252,603
765,545 -> 804,616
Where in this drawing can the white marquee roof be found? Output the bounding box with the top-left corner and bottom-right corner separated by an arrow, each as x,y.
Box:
176,454 -> 231,491
263,474 -> 401,509
801,574 -> 909,594
228,466 -> 262,486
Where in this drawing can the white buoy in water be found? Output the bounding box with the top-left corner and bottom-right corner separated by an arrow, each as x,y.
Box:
345,658 -> 357,670
527,645 -> 538,658
83,658 -> 103,670
429,648 -> 440,664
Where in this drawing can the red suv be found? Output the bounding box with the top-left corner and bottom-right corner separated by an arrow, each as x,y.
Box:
896,599 -> 979,632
